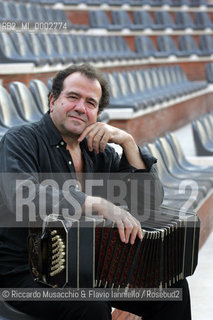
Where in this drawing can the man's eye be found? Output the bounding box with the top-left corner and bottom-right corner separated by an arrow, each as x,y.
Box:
68,95 -> 77,99
87,101 -> 96,108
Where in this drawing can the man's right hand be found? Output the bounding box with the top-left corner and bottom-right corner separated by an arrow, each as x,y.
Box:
83,196 -> 143,245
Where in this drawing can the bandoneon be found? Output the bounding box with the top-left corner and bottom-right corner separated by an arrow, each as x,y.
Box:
28,207 -> 199,289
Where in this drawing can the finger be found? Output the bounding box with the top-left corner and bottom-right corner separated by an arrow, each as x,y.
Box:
125,214 -> 142,244
132,218 -> 143,241
78,124 -> 96,142
123,217 -> 134,244
137,225 -> 143,240
99,132 -> 110,153
116,220 -> 126,243
129,224 -> 139,245
91,130 -> 105,154
87,128 -> 102,152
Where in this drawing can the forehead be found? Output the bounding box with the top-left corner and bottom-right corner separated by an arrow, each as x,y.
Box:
62,72 -> 102,98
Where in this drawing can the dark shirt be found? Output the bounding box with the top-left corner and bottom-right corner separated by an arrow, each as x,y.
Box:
0,113 -> 163,276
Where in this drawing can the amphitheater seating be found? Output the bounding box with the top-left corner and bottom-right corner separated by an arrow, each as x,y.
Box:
165,131 -> 213,173
157,35 -> 189,57
0,32 -> 39,65
206,62 -> 213,83
174,11 -> 196,29
1,32 -> 141,65
135,35 -> 169,58
10,32 -> 48,66
142,122 -> 213,209
29,79 -> 49,115
105,66 -> 207,111
0,85 -> 27,129
192,114 -> 213,156
0,0 -> 87,29
6,0 -> 210,5
154,11 -> 180,30
189,0 -> 207,7
111,10 -> 145,30
23,33 -> 54,65
0,1 -> 213,320
142,143 -> 206,210
89,11 -> 122,30
9,81 -> 44,123
133,11 -> 164,30
155,136 -> 213,189
178,35 -> 209,57
194,12 -> 213,30
199,36 -> 213,56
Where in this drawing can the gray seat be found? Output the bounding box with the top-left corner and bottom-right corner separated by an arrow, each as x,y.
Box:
23,32 -> 50,65
0,1 -> 9,23
174,11 -> 196,29
48,34 -> 73,64
142,143 -> 205,210
9,82 -> 43,123
179,35 -> 210,57
0,85 -> 26,128
36,33 -> 63,65
144,142 -> 205,199
135,35 -> 169,59
9,32 -> 47,66
205,62 -> 213,83
7,1 -> 22,24
133,11 -> 164,30
154,11 -> 180,30
189,0 -> 207,7
157,35 -> 189,57
0,32 -> 36,64
0,300 -> 39,320
192,118 -> 213,156
104,72 -> 137,110
29,79 -> 49,115
72,34 -> 90,62
111,10 -> 144,30
200,35 -> 213,55
155,136 -> 213,188
61,34 -> 80,63
194,11 -> 213,29
89,10 -> 122,30
148,0 -> 172,6
165,131 -> 213,173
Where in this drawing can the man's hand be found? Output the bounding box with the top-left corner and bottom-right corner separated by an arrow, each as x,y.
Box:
78,122 -> 131,154
83,196 -> 143,245
78,122 -> 146,169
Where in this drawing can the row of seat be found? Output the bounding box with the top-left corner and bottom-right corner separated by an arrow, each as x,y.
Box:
136,35 -> 213,58
0,77 -> 109,139
192,113 -> 213,156
90,10 -> 213,31
0,65 -> 207,138
205,62 -> 213,83
0,0 -> 88,30
0,32 -> 138,65
142,131 -> 213,211
105,66 -> 207,111
1,31 -> 213,66
3,2 -> 213,32
15,0 -> 210,8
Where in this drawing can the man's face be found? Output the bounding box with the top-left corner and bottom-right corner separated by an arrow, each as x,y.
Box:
49,72 -> 102,137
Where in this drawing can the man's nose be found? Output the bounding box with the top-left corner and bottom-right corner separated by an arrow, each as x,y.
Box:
74,98 -> 86,113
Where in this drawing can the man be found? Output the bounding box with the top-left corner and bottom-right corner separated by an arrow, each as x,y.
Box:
0,63 -> 191,319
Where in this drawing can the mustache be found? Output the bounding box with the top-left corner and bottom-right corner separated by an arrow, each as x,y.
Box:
67,112 -> 88,122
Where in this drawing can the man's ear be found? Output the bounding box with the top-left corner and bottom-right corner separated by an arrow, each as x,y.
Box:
49,93 -> 55,113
